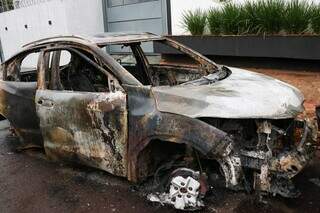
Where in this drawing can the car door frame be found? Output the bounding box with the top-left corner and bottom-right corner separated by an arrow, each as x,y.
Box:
0,48 -> 44,147
36,45 -> 129,177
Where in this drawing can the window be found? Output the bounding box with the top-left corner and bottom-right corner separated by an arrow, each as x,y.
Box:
107,0 -> 156,7
109,44 -> 151,85
5,50 -> 40,82
21,52 -> 39,71
47,48 -> 115,93
59,50 -> 71,66
107,40 -> 201,86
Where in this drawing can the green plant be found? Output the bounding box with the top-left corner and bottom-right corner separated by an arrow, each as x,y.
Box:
183,0 -> 320,36
311,5 -> 320,33
208,9 -> 222,35
182,9 -> 207,35
253,0 -> 286,34
242,1 -> 261,34
220,3 -> 248,35
283,0 -> 312,34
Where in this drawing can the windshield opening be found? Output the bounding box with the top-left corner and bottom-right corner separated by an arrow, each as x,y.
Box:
104,39 -> 222,86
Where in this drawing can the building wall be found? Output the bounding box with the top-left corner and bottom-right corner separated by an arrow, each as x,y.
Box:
105,0 -> 168,35
64,0 -> 104,36
105,0 -> 169,52
0,0 -> 104,63
0,0 -> 67,60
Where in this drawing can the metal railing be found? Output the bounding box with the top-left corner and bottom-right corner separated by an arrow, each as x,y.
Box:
0,0 -> 14,13
0,0 -> 53,12
16,0 -> 52,8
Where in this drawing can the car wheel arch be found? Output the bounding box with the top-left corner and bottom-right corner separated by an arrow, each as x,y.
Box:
127,112 -> 236,182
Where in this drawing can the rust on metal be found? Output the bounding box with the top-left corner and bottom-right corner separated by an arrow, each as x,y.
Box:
0,32 -> 318,209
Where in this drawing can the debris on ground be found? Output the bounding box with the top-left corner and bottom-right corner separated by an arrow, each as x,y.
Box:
309,178 -> 320,187
148,168 -> 205,210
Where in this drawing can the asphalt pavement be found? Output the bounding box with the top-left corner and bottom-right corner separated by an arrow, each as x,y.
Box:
0,120 -> 319,213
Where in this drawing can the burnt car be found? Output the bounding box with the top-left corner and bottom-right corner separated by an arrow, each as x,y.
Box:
0,32 -> 318,210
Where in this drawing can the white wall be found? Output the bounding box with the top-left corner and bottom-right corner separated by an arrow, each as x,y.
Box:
64,0 -> 104,36
170,0 -> 220,35
0,0 -> 68,61
0,0 -> 104,64
170,0 -> 320,35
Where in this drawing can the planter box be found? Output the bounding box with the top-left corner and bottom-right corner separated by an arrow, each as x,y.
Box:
154,35 -> 320,60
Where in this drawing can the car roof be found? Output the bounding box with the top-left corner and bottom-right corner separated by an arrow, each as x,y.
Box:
23,32 -> 164,48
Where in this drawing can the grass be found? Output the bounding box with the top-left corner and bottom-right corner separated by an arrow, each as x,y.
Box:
220,3 -> 248,35
253,0 -> 285,34
242,1 -> 261,34
208,9 -> 222,35
283,0 -> 312,34
182,0 -> 320,35
182,9 -> 207,35
311,5 -> 320,33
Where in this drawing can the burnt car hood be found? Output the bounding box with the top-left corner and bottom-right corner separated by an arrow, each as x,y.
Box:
152,67 -> 304,119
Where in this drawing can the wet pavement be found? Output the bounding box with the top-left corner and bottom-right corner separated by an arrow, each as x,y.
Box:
0,120 -> 319,213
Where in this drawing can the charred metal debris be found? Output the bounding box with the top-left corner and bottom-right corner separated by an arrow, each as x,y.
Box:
0,32 -> 318,211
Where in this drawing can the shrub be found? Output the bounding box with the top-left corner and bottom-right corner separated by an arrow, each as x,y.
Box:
220,3 -> 248,35
182,0 -> 320,36
253,0 -> 286,34
242,1 -> 263,34
182,9 -> 207,35
311,5 -> 320,33
208,9 -> 222,35
283,0 -> 312,34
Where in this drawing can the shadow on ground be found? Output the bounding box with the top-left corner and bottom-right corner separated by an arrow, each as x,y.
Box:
0,120 -> 319,213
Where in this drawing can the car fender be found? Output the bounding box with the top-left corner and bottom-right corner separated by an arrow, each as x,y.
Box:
124,85 -> 240,185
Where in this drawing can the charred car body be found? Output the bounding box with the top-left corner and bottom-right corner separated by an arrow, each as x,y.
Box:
0,32 -> 317,210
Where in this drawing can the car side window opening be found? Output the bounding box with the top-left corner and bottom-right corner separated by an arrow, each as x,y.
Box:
47,48 -> 114,93
108,43 -> 152,85
4,51 -> 40,82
